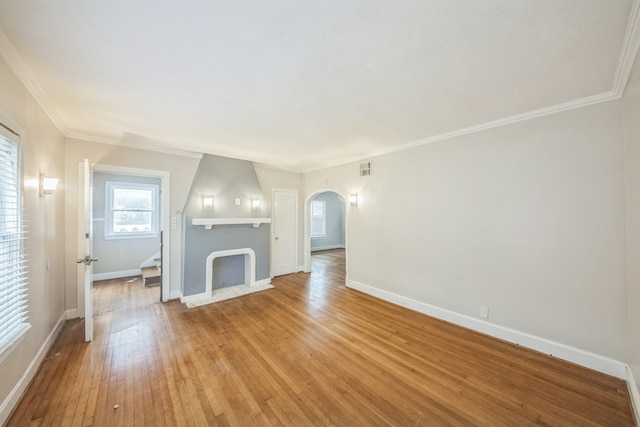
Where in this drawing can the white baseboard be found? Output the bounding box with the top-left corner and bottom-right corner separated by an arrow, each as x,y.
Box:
0,312 -> 66,426
92,269 -> 141,281
311,244 -> 345,252
65,309 -> 78,319
347,279 -> 627,379
168,290 -> 182,301
627,365 -> 640,425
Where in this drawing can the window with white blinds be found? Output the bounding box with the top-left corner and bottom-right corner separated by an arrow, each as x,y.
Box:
310,199 -> 326,237
0,129 -> 29,358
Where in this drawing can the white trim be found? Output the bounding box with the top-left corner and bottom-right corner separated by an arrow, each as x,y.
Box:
92,269 -> 141,282
627,365 -> 640,425
303,188 -> 349,275
614,0 -> 640,96
0,28 -> 68,134
192,217 -> 271,228
65,309 -> 78,319
0,111 -> 25,140
254,278 -> 271,287
302,92 -> 619,173
183,249 -> 271,303
169,290 -> 182,300
347,279 -> 627,379
104,181 -> 160,239
92,164 -> 172,302
205,248 -> 257,296
311,244 -> 346,252
0,313 -> 65,426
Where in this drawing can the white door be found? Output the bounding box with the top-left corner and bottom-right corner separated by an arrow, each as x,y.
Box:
272,190 -> 298,276
77,159 -> 96,342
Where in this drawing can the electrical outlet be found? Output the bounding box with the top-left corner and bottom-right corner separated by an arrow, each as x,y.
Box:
480,306 -> 489,319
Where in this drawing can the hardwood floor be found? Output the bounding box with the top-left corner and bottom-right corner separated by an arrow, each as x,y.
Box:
7,249 -> 636,426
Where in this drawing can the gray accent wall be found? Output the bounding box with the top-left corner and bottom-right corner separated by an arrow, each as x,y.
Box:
92,172 -> 161,275
311,191 -> 345,251
182,154 -> 270,296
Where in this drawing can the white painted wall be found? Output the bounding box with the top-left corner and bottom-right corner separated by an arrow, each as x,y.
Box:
0,57 -> 66,424
64,138 -> 201,307
304,100 -> 627,361
623,51 -> 640,408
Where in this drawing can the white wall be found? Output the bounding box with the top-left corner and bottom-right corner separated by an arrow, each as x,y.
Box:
0,57 -> 66,424
623,51 -> 640,407
304,100 -> 627,361
64,138 -> 201,308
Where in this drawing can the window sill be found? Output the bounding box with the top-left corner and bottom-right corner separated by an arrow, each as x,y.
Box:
0,323 -> 31,366
104,233 -> 159,241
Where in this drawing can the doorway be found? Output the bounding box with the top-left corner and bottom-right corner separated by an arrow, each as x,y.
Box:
78,163 -> 171,323
272,189 -> 299,277
92,171 -> 161,282
305,190 -> 347,281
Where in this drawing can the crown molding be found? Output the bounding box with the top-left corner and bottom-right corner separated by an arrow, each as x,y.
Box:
67,132 -> 203,159
613,0 -> 640,96
0,27 -> 68,135
302,91 -> 620,173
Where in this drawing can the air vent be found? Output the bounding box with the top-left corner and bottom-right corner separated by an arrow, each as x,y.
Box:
359,161 -> 371,177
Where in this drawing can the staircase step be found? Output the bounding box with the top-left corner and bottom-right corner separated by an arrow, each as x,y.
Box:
142,266 -> 161,287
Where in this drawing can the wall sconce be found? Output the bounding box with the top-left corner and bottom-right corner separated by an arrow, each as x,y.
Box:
39,173 -> 59,197
203,196 -> 214,210
251,199 -> 261,210
349,194 -> 358,206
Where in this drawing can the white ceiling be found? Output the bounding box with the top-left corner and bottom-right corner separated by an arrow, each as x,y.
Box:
0,1 -> 638,171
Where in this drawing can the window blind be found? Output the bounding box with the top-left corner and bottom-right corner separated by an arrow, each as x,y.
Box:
310,199 -> 326,237
0,131 -> 29,353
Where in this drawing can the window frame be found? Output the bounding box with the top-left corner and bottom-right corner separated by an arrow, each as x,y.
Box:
310,199 -> 327,238
104,181 -> 160,240
0,126 -> 30,364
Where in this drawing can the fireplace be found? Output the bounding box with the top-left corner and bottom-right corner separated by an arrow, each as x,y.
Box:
182,246 -> 273,308
205,248 -> 256,294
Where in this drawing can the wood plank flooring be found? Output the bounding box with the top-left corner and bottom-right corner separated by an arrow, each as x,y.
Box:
7,249 -> 636,426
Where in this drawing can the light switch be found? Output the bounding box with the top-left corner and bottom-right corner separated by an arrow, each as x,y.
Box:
235,198 -> 240,206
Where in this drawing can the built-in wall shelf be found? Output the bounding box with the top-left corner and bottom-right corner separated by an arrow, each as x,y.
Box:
192,217 -> 272,229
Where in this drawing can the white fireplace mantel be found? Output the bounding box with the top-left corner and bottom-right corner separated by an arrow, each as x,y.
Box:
192,217 -> 271,229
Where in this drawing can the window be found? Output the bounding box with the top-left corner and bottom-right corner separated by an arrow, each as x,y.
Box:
0,130 -> 29,358
105,181 -> 159,239
310,199 -> 326,237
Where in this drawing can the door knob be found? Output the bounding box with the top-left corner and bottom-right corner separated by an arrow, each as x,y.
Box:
77,255 -> 98,266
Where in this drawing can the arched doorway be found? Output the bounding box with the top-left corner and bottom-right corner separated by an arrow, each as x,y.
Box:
304,190 -> 348,283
